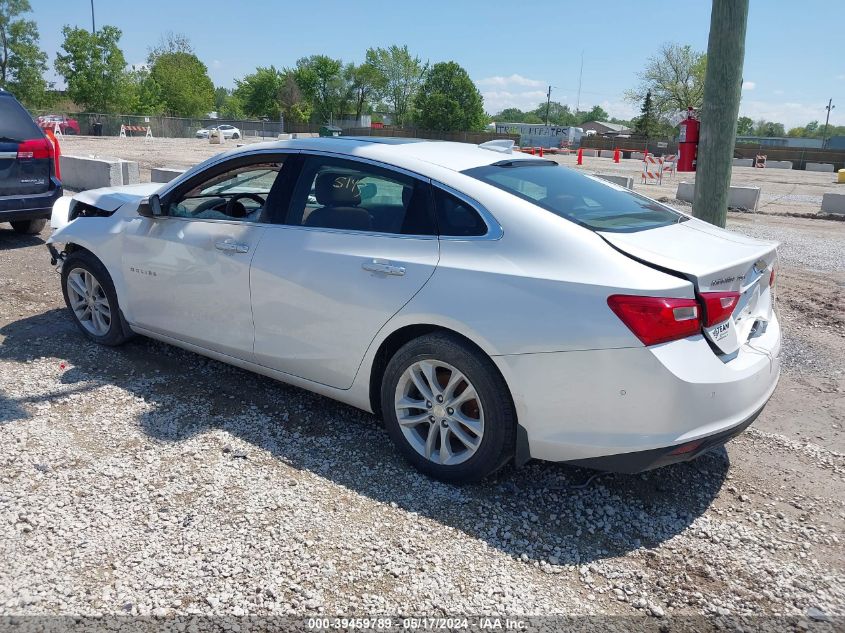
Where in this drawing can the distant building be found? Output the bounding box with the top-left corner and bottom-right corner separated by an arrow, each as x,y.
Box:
827,136 -> 845,150
580,121 -> 632,137
735,136 -> 824,148
492,122 -> 584,149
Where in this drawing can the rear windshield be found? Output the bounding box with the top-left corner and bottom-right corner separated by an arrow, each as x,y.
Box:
463,161 -> 686,233
0,95 -> 42,140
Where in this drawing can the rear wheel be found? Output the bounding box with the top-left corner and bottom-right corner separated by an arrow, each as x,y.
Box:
61,250 -> 131,346
10,219 -> 46,235
381,332 -> 515,483
231,132 -> 240,139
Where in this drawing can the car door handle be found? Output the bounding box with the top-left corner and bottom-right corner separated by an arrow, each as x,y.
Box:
362,259 -> 405,276
215,239 -> 249,254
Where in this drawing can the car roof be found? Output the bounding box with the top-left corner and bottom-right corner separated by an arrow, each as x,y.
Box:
230,136 -> 533,173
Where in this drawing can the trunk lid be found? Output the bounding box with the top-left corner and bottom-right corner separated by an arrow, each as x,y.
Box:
0,95 -> 52,196
599,217 -> 778,356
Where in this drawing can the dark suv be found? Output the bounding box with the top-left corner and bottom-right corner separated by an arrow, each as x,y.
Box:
1,89 -> 62,235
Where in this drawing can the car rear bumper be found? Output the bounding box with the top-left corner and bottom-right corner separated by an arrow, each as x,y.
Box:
0,179 -> 63,222
493,313 -> 781,470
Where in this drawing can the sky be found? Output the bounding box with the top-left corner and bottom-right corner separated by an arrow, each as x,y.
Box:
29,0 -> 842,128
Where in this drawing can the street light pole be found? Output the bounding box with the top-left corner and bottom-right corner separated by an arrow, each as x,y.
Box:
90,0 -> 95,33
545,86 -> 552,126
822,99 -> 835,149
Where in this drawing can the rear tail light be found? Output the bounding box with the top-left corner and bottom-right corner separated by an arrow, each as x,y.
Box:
668,440 -> 703,456
17,138 -> 53,160
607,295 -> 701,346
769,265 -> 776,289
698,291 -> 740,327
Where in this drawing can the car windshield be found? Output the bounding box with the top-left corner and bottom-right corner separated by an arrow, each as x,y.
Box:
463,161 -> 686,233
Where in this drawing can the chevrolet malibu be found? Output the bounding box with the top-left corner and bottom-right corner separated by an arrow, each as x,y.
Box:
47,138 -> 781,483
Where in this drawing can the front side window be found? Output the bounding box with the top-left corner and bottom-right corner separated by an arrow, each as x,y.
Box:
286,157 -> 436,235
168,161 -> 283,223
464,161 -> 685,233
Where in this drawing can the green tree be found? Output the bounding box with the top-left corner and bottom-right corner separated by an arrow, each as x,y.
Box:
147,31 -> 192,63
579,105 -> 610,124
294,55 -> 347,123
736,115 -> 753,135
413,61 -> 485,131
633,90 -> 659,139
54,25 -> 133,112
126,66 -> 165,114
0,0 -> 49,107
494,107 -> 529,122
365,45 -> 427,126
752,119 -> 785,137
148,51 -> 214,116
235,65 -> 285,119
346,61 -> 385,120
626,43 -> 707,117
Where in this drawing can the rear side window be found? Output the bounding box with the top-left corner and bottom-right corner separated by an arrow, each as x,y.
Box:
433,188 -> 488,237
0,95 -> 42,139
463,162 -> 685,233
286,156 -> 436,236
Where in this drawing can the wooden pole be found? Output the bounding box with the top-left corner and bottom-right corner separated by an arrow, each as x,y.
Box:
692,0 -> 749,227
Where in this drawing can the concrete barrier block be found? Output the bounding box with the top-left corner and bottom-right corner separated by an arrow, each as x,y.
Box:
593,174 -> 634,189
580,148 -> 599,157
677,181 -> 695,202
766,160 -> 792,169
119,159 -> 140,185
151,167 -> 186,183
806,162 -> 834,172
676,181 -> 761,210
599,149 -> 616,158
631,152 -> 646,160
732,158 -> 754,167
60,155 -> 124,190
821,193 -> 845,214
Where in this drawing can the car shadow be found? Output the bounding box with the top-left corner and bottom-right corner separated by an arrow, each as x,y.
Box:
0,227 -> 45,250
0,309 -> 728,566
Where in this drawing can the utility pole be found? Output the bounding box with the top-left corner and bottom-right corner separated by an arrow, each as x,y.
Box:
822,99 -> 835,149
692,0 -> 749,228
575,51 -> 584,117
545,85 -> 552,126
90,0 -> 96,32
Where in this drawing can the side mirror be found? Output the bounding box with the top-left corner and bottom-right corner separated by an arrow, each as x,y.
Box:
138,194 -> 163,218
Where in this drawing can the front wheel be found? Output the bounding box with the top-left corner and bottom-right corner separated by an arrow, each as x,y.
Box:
61,250 -> 131,346
231,132 -> 240,139
381,332 -> 516,483
11,219 -> 46,235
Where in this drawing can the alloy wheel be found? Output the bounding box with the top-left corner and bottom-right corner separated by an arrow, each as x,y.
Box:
66,268 -> 112,336
394,359 -> 485,466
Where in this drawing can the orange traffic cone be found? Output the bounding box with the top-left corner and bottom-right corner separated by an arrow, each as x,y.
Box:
539,147 -> 544,157
613,148 -> 620,163
576,148 -> 583,165
530,147 -> 536,156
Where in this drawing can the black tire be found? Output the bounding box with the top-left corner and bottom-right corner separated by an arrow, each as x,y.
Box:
11,219 -> 46,235
232,132 -> 240,139
61,250 -> 132,346
381,332 -> 516,483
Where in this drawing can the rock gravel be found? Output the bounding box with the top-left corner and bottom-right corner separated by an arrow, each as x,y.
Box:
1,210 -> 844,631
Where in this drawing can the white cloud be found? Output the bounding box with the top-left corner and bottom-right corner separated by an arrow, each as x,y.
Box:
773,89 -> 785,96
742,81 -> 756,91
212,60 -> 223,69
739,100 -> 830,127
481,89 -> 550,114
476,73 -> 545,88
837,74 -> 845,80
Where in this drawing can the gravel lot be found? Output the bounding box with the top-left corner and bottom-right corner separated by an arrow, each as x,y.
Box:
1,191 -> 844,629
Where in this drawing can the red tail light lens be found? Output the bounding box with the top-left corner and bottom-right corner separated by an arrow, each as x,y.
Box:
769,265 -> 776,289
607,295 -> 700,346
698,291 -> 740,327
17,138 -> 53,160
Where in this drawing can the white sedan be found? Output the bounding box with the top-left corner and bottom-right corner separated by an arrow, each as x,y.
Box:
195,124 -> 240,140
46,138 -> 780,483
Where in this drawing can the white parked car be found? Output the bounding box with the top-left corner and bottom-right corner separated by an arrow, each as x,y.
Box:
47,138 -> 780,483
195,124 -> 240,139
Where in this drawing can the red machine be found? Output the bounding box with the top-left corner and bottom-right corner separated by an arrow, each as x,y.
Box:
677,107 -> 699,172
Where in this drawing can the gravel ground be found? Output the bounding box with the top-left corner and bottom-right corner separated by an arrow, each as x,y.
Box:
1,209 -> 844,631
